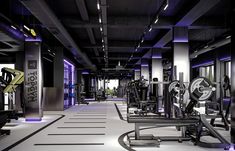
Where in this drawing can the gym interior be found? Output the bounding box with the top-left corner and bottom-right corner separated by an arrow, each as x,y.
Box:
0,0 -> 235,151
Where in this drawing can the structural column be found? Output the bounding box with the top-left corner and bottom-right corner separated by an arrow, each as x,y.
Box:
141,59 -> 149,83
231,3 -> 235,145
214,53 -> 221,101
53,47 -> 64,88
77,70 -> 82,104
24,40 -> 43,121
134,68 -> 141,80
151,50 -> 163,96
173,26 -> 190,103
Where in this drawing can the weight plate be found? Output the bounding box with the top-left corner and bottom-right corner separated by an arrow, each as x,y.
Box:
168,80 -> 185,99
189,77 -> 214,101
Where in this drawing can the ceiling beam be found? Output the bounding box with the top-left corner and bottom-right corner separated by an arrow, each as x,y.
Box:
91,57 -> 140,60
137,0 -> 221,64
20,0 -> 96,70
62,16 -> 225,29
75,0 -> 100,63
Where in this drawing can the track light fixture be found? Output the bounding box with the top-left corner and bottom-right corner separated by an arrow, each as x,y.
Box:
164,0 -> 168,10
11,25 -> 17,30
97,2 -> 100,10
154,16 -> 159,24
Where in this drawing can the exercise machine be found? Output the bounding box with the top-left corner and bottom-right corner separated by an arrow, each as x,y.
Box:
125,74 -> 231,150
0,67 -> 24,135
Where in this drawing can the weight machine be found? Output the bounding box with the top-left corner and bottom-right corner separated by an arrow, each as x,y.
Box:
0,67 -> 24,136
125,73 -> 231,150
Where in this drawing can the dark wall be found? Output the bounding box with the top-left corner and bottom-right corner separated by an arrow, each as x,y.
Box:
42,59 -> 54,87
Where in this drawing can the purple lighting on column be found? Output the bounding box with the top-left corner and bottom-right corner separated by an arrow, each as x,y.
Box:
141,64 -> 149,67
82,71 -> 89,75
192,61 -> 214,68
25,37 -> 42,42
219,56 -> 231,61
152,55 -> 162,59
25,118 -> 42,122
173,39 -> 188,43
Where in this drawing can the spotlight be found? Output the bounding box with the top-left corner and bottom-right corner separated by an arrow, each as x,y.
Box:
135,48 -> 138,52
154,16 -> 159,24
141,38 -> 144,43
99,17 -> 102,23
226,35 -> 231,39
164,0 -> 168,10
100,27 -> 103,31
23,34 -> 28,37
97,2 -> 100,10
11,25 -> 17,30
23,25 -> 30,31
204,45 -> 209,49
148,26 -> 152,32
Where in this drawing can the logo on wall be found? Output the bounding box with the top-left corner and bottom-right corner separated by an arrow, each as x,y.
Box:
27,60 -> 38,103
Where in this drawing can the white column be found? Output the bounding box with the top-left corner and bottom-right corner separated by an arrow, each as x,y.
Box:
152,52 -> 163,96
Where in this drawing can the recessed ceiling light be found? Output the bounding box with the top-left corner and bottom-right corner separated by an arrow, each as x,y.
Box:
164,4 -> 168,10
23,25 -> 30,31
97,3 -> 100,10
154,17 -> 159,24
204,45 -> 209,49
11,25 -> 17,30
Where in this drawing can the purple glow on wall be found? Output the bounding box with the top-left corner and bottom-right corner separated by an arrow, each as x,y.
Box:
134,69 -> 140,72
192,61 -> 214,68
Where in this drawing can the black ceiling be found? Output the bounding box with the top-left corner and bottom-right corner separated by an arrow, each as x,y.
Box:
0,0 -> 232,73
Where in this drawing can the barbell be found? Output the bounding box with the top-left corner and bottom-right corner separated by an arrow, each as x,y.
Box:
168,77 -> 216,101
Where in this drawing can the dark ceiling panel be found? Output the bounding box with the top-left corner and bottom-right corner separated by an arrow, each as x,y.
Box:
45,0 -> 80,17
107,28 -> 143,41
189,29 -> 229,41
107,0 -> 164,16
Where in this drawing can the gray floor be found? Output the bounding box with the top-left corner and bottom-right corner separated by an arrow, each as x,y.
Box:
0,101 -> 231,151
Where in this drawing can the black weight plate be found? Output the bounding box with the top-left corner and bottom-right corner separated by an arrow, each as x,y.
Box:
189,77 -> 213,101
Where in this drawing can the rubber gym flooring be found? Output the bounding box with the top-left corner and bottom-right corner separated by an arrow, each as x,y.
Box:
0,100 -> 229,151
